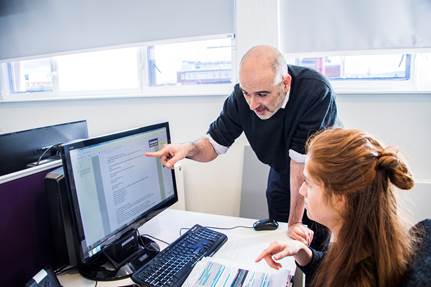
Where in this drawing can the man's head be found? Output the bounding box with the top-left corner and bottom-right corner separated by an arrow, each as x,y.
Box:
239,45 -> 291,120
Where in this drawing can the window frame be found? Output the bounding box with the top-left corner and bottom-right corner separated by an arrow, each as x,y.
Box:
286,50 -> 431,95
0,33 -> 235,102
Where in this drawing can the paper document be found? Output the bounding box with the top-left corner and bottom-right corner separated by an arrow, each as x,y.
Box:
183,257 -> 293,287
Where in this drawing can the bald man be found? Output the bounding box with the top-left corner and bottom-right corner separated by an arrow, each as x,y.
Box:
146,45 -> 337,248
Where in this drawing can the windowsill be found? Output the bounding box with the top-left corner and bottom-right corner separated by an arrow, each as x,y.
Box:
2,84 -> 430,103
331,79 -> 431,95
335,89 -> 431,95
0,84 -> 234,103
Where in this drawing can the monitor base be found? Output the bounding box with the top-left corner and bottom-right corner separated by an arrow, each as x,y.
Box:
78,231 -> 160,281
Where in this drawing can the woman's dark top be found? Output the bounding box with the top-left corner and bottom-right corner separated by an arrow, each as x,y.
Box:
297,248 -> 378,286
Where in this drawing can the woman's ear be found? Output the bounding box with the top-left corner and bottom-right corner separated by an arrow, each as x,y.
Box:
335,194 -> 347,212
333,193 -> 346,214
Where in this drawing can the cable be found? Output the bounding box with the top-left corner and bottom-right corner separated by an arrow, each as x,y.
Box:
94,280 -> 98,287
36,143 -> 60,166
179,225 -> 253,236
55,265 -> 75,275
54,265 -> 66,274
141,225 -> 254,245
139,232 -> 170,245
206,225 -> 254,230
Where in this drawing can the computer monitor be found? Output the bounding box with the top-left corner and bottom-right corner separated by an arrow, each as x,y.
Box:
60,122 -> 178,280
0,120 -> 88,176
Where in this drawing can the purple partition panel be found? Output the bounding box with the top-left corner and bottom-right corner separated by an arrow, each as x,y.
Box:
0,167 -> 58,286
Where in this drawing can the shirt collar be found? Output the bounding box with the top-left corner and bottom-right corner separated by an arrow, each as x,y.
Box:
281,89 -> 290,109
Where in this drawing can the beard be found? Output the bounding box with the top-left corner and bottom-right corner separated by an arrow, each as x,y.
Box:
254,108 -> 276,120
254,91 -> 289,120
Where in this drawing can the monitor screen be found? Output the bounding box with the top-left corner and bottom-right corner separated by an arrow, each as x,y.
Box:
0,120 -> 88,176
61,122 -> 177,262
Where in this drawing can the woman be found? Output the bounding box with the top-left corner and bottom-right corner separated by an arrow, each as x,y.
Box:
256,128 -> 415,287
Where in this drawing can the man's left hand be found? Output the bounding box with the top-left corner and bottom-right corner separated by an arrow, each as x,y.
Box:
287,223 -> 313,246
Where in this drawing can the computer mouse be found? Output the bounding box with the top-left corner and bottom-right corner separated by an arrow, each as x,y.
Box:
253,218 -> 279,231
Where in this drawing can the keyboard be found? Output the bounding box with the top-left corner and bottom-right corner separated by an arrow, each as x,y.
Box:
131,224 -> 228,287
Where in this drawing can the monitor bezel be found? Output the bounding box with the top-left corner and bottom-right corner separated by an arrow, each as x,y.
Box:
60,122 -> 178,263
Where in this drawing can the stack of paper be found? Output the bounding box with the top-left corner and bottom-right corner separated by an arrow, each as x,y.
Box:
183,257 -> 293,287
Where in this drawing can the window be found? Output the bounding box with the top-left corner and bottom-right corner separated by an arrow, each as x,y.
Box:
56,48 -> 140,92
286,52 -> 431,93
147,37 -> 232,86
7,58 -> 54,93
290,54 -> 411,80
0,35 -> 234,101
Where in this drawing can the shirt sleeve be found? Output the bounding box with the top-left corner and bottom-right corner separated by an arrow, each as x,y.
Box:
289,149 -> 306,163
207,87 -> 243,147
206,134 -> 229,155
290,85 -> 337,155
296,248 -> 326,278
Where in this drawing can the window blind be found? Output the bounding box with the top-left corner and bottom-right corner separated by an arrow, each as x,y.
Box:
279,0 -> 431,53
0,0 -> 234,60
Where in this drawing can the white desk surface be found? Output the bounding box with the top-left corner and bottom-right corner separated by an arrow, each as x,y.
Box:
59,209 -> 295,287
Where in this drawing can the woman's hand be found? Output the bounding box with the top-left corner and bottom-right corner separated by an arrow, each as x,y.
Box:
255,239 -> 312,269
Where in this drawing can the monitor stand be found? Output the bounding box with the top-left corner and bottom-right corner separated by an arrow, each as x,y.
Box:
78,229 -> 160,281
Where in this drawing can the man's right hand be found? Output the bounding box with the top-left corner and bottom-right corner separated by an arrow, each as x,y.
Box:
145,143 -> 193,169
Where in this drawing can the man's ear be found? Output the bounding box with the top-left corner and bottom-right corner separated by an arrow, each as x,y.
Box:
282,74 -> 292,91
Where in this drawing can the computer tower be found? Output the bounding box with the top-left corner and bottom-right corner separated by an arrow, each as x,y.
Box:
45,167 -> 78,269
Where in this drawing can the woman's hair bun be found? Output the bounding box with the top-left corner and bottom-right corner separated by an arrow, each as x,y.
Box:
377,149 -> 414,190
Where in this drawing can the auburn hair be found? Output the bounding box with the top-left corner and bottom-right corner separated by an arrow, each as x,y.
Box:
306,128 -> 414,287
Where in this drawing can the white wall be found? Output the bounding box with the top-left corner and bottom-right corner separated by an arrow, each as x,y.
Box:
337,93 -> 431,181
0,0 -> 430,219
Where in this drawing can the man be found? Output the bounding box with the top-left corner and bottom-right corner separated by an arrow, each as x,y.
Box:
146,45 -> 337,247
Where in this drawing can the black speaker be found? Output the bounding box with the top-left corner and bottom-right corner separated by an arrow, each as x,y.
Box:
45,167 -> 78,269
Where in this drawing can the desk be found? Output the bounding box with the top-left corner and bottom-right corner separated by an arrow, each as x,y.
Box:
59,209 -> 296,286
